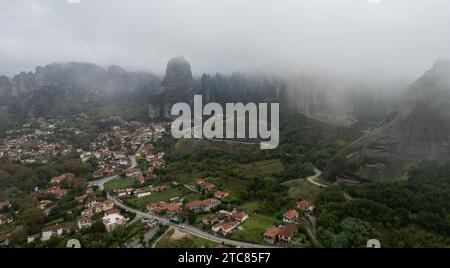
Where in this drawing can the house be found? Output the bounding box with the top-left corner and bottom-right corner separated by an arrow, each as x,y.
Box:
77,216 -> 92,230
95,199 -> 115,213
151,184 -> 166,192
195,178 -> 206,185
232,211 -> 248,223
0,214 -> 13,225
48,186 -> 68,198
81,207 -> 95,217
134,189 -> 152,198
136,174 -> 145,185
263,224 -> 299,245
216,210 -> 232,221
102,213 -> 125,232
202,182 -> 216,192
214,191 -> 229,199
27,233 -> 40,244
263,226 -> 281,244
282,209 -> 299,223
41,224 -> 63,241
50,173 -> 75,184
126,167 -> 139,177
296,199 -> 315,213
0,235 -> 9,247
0,200 -> 11,210
185,198 -> 221,212
104,207 -> 119,216
115,188 -> 133,197
277,224 -> 298,245
195,178 -> 216,191
37,199 -> 53,210
212,222 -> 235,235
147,202 -> 182,215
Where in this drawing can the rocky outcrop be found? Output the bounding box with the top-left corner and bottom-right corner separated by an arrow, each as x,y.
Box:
0,62 -> 159,128
324,59 -> 450,182
283,75 -> 355,125
148,56 -> 193,119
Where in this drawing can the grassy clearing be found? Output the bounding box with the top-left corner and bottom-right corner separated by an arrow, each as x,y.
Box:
121,186 -> 190,210
229,213 -> 279,243
156,228 -> 220,248
283,178 -> 322,201
104,177 -> 135,192
238,159 -> 284,178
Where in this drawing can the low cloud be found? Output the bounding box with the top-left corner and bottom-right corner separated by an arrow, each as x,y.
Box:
0,0 -> 449,79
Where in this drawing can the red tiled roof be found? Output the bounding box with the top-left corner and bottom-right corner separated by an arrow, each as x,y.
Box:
104,208 -> 119,216
42,224 -> 62,233
78,216 -> 92,224
126,168 -> 137,173
296,199 -> 314,210
264,227 -> 281,238
214,191 -> 228,198
232,211 -> 247,221
283,209 -> 298,219
278,224 -> 298,238
221,223 -> 233,231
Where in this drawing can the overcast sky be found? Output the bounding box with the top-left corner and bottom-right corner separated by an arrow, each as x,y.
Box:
0,0 -> 449,78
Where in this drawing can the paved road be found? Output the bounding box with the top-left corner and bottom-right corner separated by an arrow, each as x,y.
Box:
306,167 -> 328,188
110,195 -> 276,248
90,144 -> 274,248
88,174 -> 119,190
88,154 -> 137,190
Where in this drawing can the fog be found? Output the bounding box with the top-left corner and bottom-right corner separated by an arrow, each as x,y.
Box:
1,0 -> 450,79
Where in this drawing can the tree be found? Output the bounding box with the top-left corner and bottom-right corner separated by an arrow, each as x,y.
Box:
20,207 -> 45,234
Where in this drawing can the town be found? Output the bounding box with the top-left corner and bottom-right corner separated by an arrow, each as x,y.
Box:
0,114 -> 317,248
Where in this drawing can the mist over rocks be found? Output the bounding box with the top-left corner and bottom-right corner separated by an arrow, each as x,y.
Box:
149,56 -> 194,119
324,59 -> 450,182
148,57 -> 367,125
0,62 -> 160,128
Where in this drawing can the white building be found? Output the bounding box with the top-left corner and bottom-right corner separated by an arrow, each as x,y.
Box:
102,213 -> 125,232
41,225 -> 63,241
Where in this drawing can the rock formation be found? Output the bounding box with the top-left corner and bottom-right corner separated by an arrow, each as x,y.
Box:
0,62 -> 159,128
324,59 -> 450,182
148,56 -> 193,119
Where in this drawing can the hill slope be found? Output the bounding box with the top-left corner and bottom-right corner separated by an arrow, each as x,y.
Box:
324,59 -> 450,181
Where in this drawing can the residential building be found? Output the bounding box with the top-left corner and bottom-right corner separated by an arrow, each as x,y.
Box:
102,213 -> 125,232
185,198 -> 221,212
278,224 -> 298,245
48,186 -> 68,198
41,225 -> 63,241
77,216 -> 92,230
263,226 -> 281,244
282,209 -> 299,223
0,214 -> 12,225
296,199 -> 315,213
147,202 -> 182,215
232,211 -> 248,223
214,191 -> 229,199
37,200 -> 53,210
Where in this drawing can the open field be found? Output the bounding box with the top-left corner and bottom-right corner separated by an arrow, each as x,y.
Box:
121,186 -> 199,210
283,178 -> 323,201
228,213 -> 279,244
156,228 -> 221,248
104,177 -> 135,192
238,159 -> 284,178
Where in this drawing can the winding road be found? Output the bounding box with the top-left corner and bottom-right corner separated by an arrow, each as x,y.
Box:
109,194 -> 276,248
88,146 -> 274,248
88,154 -> 137,190
306,167 -> 328,188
